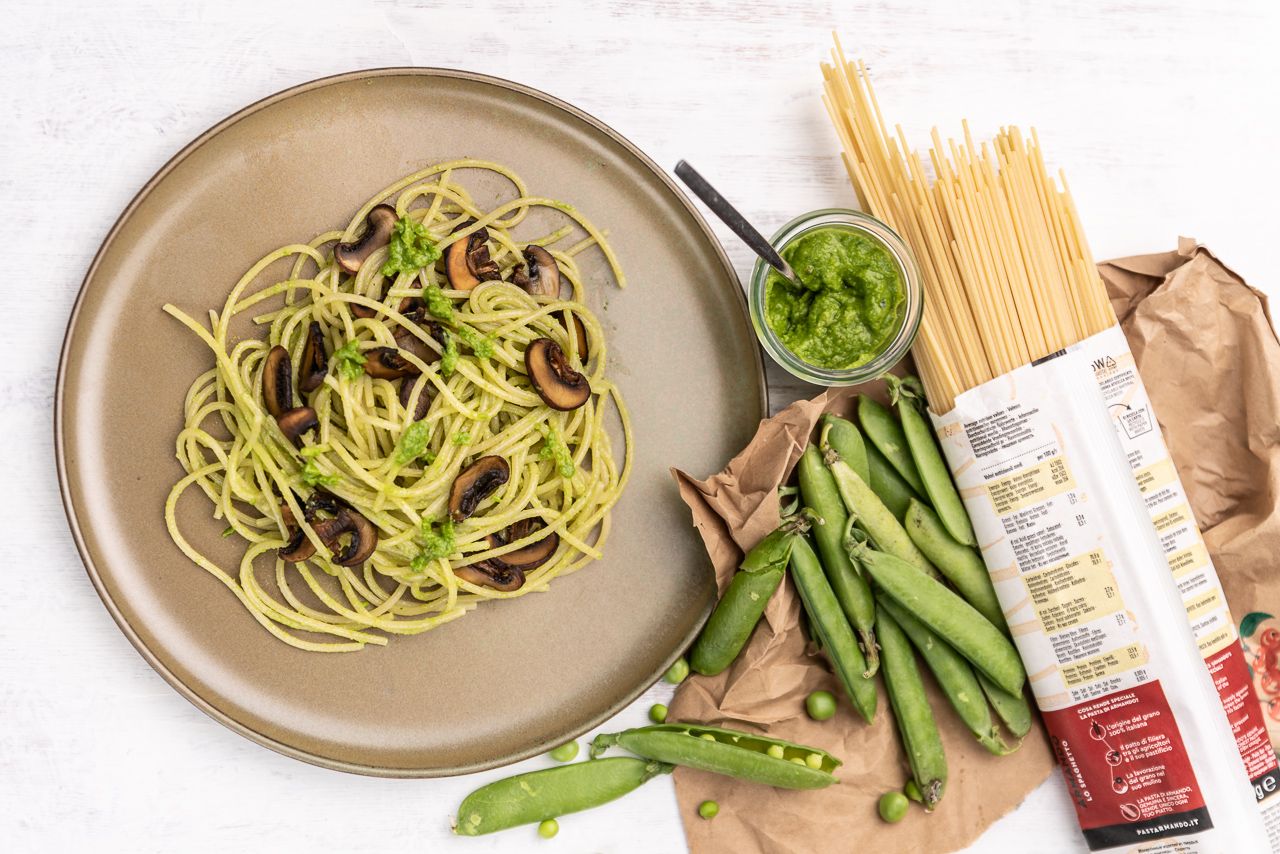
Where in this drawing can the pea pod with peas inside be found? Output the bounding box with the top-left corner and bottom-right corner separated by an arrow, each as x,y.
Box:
876,601 -> 947,811
865,439 -> 925,523
852,542 -> 1026,696
858,393 -> 927,496
689,524 -> 795,677
797,441 -> 877,673
886,376 -> 977,546
592,723 -> 840,789
879,595 -> 1019,756
904,499 -> 1006,633
453,757 -> 673,836
820,423 -> 938,578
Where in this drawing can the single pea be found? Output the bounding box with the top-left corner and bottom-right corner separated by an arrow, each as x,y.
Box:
766,744 -> 785,760
805,753 -> 823,770
698,800 -> 719,820
538,818 -> 559,839
904,779 -> 923,803
790,757 -> 807,766
879,791 -> 909,823
649,704 -> 668,724
806,690 -> 837,721
548,741 -> 579,762
700,733 -> 717,741
664,657 -> 690,684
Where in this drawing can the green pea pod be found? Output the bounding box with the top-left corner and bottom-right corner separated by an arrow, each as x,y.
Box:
821,424 -> 938,579
739,527 -> 796,572
798,443 -> 877,671
690,563 -> 785,676
858,546 -> 1026,695
876,602 -> 947,811
592,724 -> 839,789
888,376 -> 977,546
858,394 -> 926,495
453,757 -> 672,836
865,440 -> 924,523
789,535 -> 877,723
978,671 -> 1033,739
904,499 -> 1007,634
879,596 -> 1018,756
820,414 -> 870,485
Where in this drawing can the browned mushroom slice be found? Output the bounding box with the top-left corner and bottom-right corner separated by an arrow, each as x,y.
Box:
454,560 -> 525,592
494,531 -> 560,571
363,347 -> 421,380
311,509 -> 378,566
334,204 -> 399,274
393,323 -> 440,366
557,313 -> 589,362
444,223 -> 501,291
278,527 -> 317,563
277,406 -> 319,447
510,263 -> 530,290
398,375 -> 432,422
262,345 -> 293,418
448,456 -> 511,522
524,338 -> 591,410
521,245 -> 561,297
350,303 -> 379,319
299,322 -> 328,393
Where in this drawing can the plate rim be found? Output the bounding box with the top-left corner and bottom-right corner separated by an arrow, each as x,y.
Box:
54,66 -> 767,777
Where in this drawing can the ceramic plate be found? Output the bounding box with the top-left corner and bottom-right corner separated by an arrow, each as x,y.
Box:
56,69 -> 765,776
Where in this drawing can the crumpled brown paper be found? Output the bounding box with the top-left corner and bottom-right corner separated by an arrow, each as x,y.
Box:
669,240 -> 1280,853
1100,238 -> 1280,747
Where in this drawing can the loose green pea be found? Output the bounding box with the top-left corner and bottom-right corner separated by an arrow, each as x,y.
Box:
767,744 -> 785,759
649,704 -> 668,724
806,690 -> 837,721
700,733 -> 716,741
538,819 -> 559,839
879,791 -> 909,823
904,780 -> 923,803
699,800 -> 719,819
548,741 -> 579,762
664,657 -> 690,684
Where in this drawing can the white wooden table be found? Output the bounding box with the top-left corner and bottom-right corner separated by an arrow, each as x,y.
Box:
6,1 -> 1279,851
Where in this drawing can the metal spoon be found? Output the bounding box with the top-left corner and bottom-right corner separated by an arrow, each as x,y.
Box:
674,160 -> 799,286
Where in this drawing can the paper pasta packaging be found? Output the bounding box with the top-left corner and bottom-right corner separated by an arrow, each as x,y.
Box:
933,323 -> 1275,852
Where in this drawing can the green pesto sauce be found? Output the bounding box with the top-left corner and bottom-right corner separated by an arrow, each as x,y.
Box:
764,227 -> 904,369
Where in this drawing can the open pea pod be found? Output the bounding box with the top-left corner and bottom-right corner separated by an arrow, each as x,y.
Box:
592,724 -> 840,790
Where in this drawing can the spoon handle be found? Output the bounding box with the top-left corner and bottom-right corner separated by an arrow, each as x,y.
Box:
674,160 -> 797,283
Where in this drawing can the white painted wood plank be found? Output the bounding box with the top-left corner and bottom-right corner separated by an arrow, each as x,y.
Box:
3,0 -> 1275,851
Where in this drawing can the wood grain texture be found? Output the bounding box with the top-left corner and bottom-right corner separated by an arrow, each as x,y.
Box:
5,0 -> 1278,851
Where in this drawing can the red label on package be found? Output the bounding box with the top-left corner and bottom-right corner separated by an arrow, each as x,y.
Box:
1207,643 -> 1280,798
1043,679 -> 1213,849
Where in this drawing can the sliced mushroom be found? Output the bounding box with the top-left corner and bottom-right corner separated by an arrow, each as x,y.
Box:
277,406 -> 319,447
521,245 -> 561,297
454,560 -> 525,592
448,456 -> 511,522
311,508 -> 378,566
511,263 -> 530,290
444,222 -> 501,291
278,527 -> 317,563
334,204 -> 399,274
262,345 -> 294,418
394,323 -> 439,366
560,313 -> 589,362
363,347 -> 420,380
486,523 -> 560,571
398,375 -> 433,422
524,338 -> 590,410
350,302 -> 379,320
299,322 -> 328,393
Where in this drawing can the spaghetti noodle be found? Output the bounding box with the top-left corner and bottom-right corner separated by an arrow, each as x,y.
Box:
163,159 -> 632,652
821,37 -> 1115,412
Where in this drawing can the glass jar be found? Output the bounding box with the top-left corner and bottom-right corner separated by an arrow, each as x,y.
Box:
748,208 -> 923,386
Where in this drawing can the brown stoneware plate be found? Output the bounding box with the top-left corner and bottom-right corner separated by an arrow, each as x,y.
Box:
55,69 -> 765,777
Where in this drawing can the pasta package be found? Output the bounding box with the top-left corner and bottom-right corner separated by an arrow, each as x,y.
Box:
932,326 -> 1272,851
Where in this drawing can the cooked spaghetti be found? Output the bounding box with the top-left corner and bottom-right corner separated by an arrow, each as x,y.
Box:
821,37 -> 1116,412
163,159 -> 632,652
